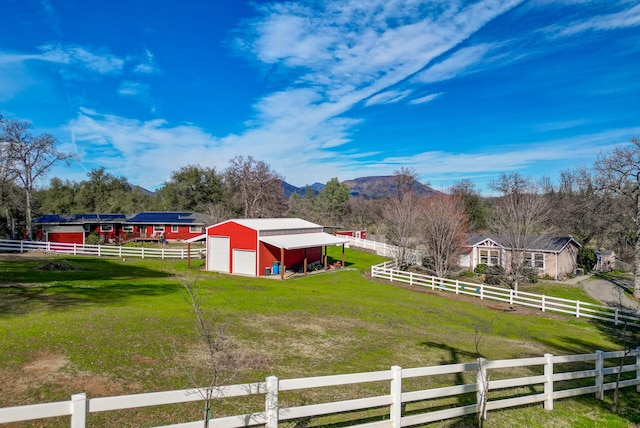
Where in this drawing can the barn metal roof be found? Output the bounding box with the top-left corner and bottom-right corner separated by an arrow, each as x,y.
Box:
260,232 -> 347,250
210,218 -> 323,231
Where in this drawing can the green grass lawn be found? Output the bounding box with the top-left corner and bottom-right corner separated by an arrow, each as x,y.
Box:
0,249 -> 638,427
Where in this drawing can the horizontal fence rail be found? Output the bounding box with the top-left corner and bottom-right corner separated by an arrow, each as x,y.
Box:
0,239 -> 204,260
0,350 -> 638,427
371,261 -> 640,327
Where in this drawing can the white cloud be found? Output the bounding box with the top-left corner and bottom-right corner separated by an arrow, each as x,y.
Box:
38,44 -> 124,74
409,92 -> 442,105
134,49 -> 160,74
544,3 -> 640,37
365,90 -> 411,106
117,81 -> 149,97
415,44 -> 495,83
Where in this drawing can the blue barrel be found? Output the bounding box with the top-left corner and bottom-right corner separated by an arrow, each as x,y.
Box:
272,261 -> 279,275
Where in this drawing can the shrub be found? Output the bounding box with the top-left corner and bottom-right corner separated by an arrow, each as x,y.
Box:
577,247 -> 597,271
485,265 -> 504,285
85,233 -> 100,245
474,263 -> 488,274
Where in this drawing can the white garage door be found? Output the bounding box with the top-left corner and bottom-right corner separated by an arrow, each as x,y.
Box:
207,236 -> 230,273
233,249 -> 256,276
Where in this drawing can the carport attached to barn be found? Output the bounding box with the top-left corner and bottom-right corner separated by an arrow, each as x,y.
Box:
260,232 -> 346,278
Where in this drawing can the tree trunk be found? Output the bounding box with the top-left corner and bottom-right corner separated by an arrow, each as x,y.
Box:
25,187 -> 33,240
635,232 -> 640,299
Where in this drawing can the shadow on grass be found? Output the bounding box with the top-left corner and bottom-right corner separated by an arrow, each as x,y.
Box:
0,256 -> 178,316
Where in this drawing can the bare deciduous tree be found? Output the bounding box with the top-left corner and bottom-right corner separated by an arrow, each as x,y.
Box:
419,194 -> 468,278
177,274 -> 238,427
225,156 -> 286,218
1,119 -> 75,239
383,191 -> 421,268
199,202 -> 234,226
592,137 -> 640,298
489,173 -> 550,291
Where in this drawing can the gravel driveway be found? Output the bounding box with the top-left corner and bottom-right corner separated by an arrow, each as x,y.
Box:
583,277 -> 640,315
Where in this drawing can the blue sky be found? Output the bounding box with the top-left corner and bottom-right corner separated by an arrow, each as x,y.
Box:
1,0 -> 639,193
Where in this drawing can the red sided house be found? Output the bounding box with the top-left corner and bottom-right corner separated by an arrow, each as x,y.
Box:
34,214 -> 128,244
125,212 -> 205,241
334,229 -> 367,239
205,218 -> 347,277
34,212 -> 206,243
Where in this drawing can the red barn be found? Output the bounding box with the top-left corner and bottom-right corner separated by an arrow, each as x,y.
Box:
335,230 -> 367,239
205,218 -> 346,277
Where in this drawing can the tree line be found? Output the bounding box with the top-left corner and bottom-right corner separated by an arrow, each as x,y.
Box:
1,115 -> 639,295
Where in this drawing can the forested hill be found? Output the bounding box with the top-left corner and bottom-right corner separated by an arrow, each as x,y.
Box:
283,176 -> 439,198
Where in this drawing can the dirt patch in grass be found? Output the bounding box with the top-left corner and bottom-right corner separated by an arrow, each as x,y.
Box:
36,260 -> 76,271
0,352 -> 132,407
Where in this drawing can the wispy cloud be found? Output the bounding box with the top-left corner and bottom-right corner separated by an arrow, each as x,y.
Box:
543,3 -> 640,37
409,92 -> 442,105
117,81 -> 149,97
365,90 -> 411,106
38,43 -> 124,74
134,49 -> 160,74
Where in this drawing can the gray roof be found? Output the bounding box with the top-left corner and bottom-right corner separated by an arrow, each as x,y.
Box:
466,233 -> 580,253
208,218 -> 323,231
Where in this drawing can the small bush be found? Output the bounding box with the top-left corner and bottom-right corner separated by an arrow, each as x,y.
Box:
85,233 -> 100,245
458,270 -> 476,278
474,264 -> 488,274
485,265 -> 504,285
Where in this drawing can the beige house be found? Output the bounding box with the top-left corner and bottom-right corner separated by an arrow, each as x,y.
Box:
594,249 -> 616,272
459,233 -> 581,280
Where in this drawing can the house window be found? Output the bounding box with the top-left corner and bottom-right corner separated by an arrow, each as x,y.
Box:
171,225 -> 179,233
154,225 -> 165,233
122,225 -> 134,232
190,225 -> 201,233
525,252 -> 545,269
534,253 -> 544,269
479,249 -> 500,266
100,224 -> 113,232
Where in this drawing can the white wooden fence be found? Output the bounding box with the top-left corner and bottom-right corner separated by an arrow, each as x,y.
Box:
0,239 -> 203,260
344,236 -> 425,264
0,349 -> 638,427
371,261 -> 640,327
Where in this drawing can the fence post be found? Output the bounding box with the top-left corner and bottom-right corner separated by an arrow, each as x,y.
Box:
509,289 -> 514,305
161,248 -> 165,259
98,245 -> 101,257
409,272 -> 414,286
141,247 -> 145,259
455,280 -> 459,295
636,347 -> 640,393
544,353 -> 554,410
390,366 -> 402,428
576,301 -> 580,319
480,285 -> 484,300
265,376 -> 279,428
541,295 -> 545,312
615,308 -> 619,326
71,393 -> 87,428
47,241 -> 51,252
119,246 -> 122,258
595,350 -> 604,400
476,358 -> 488,421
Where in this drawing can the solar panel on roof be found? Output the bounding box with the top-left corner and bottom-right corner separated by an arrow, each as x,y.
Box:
127,212 -> 194,223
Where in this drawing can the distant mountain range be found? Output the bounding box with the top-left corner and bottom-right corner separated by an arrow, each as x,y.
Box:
283,175 -> 439,199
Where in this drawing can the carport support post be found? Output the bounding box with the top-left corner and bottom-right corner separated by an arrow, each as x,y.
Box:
324,246 -> 328,270
304,248 -> 308,275
280,247 -> 285,279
